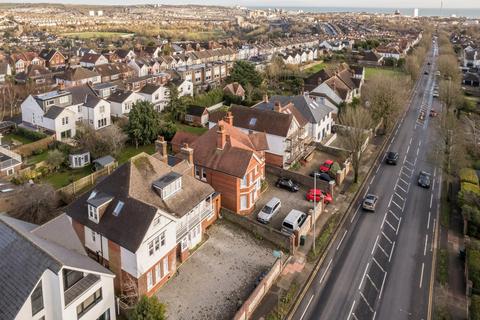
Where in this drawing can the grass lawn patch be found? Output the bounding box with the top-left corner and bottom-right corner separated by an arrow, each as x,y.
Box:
365,67 -> 405,80
176,123 -> 208,136
266,282 -> 299,320
3,133 -> 36,145
437,248 -> 449,286
303,62 -> 326,75
308,214 -> 341,261
25,151 -> 49,166
43,165 -> 93,189
117,144 -> 156,165
61,31 -> 133,39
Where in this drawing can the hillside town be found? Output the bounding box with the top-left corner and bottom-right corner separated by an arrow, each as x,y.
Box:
0,2 -> 480,320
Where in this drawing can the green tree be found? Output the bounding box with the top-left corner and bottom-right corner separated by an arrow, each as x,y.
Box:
127,101 -> 161,148
165,84 -> 186,121
129,295 -> 166,320
158,120 -> 178,141
45,149 -> 65,171
227,60 -> 263,87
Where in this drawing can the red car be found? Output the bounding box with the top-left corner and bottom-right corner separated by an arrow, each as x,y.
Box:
306,189 -> 333,204
319,160 -> 334,173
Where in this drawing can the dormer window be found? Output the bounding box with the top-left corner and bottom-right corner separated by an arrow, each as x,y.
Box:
152,172 -> 182,200
88,205 -> 98,222
87,190 -> 113,223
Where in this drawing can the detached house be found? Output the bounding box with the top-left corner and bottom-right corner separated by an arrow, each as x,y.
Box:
0,214 -> 116,320
56,67 -> 101,88
107,90 -> 144,117
66,152 -> 221,297
138,84 -> 170,112
190,113 -> 268,214
80,54 -> 109,68
0,138 -> 22,177
9,52 -> 45,73
39,49 -> 66,69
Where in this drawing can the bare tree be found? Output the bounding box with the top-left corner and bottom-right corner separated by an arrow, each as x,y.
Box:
0,80 -> 19,119
120,273 -> 139,307
339,106 -> 373,183
363,74 -> 409,133
439,78 -> 463,114
405,55 -> 420,81
437,54 -> 461,82
101,124 -> 128,156
9,184 -> 59,224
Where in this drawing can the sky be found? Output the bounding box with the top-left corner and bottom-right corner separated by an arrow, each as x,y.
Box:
4,0 -> 480,7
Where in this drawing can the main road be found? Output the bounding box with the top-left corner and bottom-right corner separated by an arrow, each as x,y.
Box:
292,40 -> 442,320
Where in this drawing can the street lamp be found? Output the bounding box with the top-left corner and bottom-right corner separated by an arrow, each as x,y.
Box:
312,172 -> 322,254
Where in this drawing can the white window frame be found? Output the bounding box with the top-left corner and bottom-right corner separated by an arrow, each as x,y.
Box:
147,271 -> 153,290
155,264 -> 161,284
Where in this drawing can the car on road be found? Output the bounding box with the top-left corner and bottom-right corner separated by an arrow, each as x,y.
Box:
309,171 -> 334,182
418,171 -> 432,188
362,194 -> 378,211
0,188 -> 14,193
433,90 -> 439,97
306,189 -> 333,204
257,197 -> 281,224
424,71 -> 429,75
275,177 -> 300,192
385,151 -> 399,165
319,159 -> 334,173
430,110 -> 439,117
281,209 -> 307,235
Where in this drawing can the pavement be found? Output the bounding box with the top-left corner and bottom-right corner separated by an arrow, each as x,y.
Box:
291,41 -> 444,320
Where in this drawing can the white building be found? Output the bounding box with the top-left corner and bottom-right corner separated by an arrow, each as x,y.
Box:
107,90 -> 144,117
138,84 -> 170,113
0,214 -> 116,320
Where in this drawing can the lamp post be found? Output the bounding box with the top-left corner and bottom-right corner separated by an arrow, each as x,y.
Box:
312,172 -> 320,254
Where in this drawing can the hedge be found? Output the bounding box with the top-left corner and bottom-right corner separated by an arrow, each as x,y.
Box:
468,248 -> 480,294
459,182 -> 480,207
15,127 -> 47,141
471,295 -> 480,320
459,168 -> 479,186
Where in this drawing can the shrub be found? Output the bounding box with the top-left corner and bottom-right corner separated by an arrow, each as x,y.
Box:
15,127 -> 47,141
459,168 -> 479,186
329,162 -> 341,178
467,248 -> 480,293
459,182 -> 480,207
129,295 -> 166,320
158,121 -> 177,141
471,295 -> 480,320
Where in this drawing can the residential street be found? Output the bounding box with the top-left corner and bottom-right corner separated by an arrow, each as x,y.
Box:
292,42 -> 442,320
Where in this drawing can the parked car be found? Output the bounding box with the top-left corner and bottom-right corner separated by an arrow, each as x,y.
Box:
309,171 -> 334,182
418,171 -> 431,188
386,151 -> 399,165
362,194 -> 378,211
275,178 -> 300,192
424,71 -> 429,75
319,159 -> 334,173
430,110 -> 438,117
281,209 -> 307,235
306,189 -> 333,204
257,197 -> 281,224
433,90 -> 439,98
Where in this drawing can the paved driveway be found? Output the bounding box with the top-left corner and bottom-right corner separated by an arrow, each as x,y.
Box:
156,220 -> 276,320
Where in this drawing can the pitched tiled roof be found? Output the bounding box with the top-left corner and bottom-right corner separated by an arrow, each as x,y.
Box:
44,105 -> 67,119
191,120 -> 268,178
58,67 -> 99,81
186,105 -> 207,117
171,131 -> 198,148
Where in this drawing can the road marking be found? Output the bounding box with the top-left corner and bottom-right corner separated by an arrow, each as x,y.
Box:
337,230 -> 348,251
399,177 -> 409,185
433,168 -> 437,178
416,147 -> 420,156
377,242 -> 390,258
347,300 -> 356,320
367,274 -> 380,291
379,271 -> 388,300
373,256 -> 386,273
359,262 -> 370,290
364,186 -> 370,197
396,184 -> 407,193
375,165 -> 380,174
372,235 -> 380,255
424,234 -> 429,256
389,241 -> 396,262
392,200 -> 403,211
299,294 -> 315,320
389,210 -> 400,221
432,181 -> 435,192
396,217 -> 402,235
360,292 -> 375,313
403,166 -> 414,173
419,262 -> 425,288
426,209 -> 431,229
319,258 -> 333,284
395,192 -> 405,201
388,194 -> 393,208
430,194 -> 433,209
385,220 -> 397,234
409,137 -> 413,145
419,140 -> 422,148
351,206 -> 360,223
406,144 -> 410,154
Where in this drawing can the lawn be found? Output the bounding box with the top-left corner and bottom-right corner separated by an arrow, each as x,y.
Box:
365,67 -> 405,80
25,151 -> 49,166
2,133 -> 36,145
303,62 -> 326,75
117,144 -> 156,165
176,123 -> 208,136
43,165 -> 93,189
61,32 -> 134,39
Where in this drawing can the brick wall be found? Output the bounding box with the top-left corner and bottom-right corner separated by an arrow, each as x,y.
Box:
139,247 -> 177,297
108,240 -> 123,293
71,219 -> 85,245
265,152 -> 284,168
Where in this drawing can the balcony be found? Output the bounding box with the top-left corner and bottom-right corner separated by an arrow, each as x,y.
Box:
64,273 -> 100,307
176,207 -> 213,242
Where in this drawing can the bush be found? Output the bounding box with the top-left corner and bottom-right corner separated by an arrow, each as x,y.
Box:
129,295 -> 166,320
468,248 -> 480,293
437,249 -> 448,286
158,121 -> 177,141
15,127 -> 47,141
471,295 -> 480,320
459,168 -> 479,186
328,162 -> 341,178
459,182 -> 480,207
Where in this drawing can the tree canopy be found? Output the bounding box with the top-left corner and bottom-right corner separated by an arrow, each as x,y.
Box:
127,101 -> 162,148
129,295 -> 166,320
227,60 -> 263,87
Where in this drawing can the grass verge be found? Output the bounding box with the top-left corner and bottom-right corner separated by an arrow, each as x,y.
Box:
437,248 -> 448,286
307,214 -> 341,262
265,282 -> 299,320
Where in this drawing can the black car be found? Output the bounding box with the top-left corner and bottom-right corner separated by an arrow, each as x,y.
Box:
310,171 -> 334,182
386,151 -> 399,165
424,71 -> 429,75
418,171 -> 431,188
276,177 -> 300,192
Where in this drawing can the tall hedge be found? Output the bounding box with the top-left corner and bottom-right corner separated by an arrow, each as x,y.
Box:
459,168 -> 479,186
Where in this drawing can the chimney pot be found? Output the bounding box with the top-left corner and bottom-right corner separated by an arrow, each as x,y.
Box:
224,112 -> 234,125
217,124 -> 227,150
180,143 -> 194,166
274,101 -> 282,112
155,135 -> 168,163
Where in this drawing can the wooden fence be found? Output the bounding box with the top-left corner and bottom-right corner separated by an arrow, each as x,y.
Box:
58,162 -> 118,202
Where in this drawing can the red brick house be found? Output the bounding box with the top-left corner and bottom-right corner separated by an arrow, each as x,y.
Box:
185,105 -> 209,126
39,49 -> 66,69
171,131 -> 198,154
66,151 -> 220,297
190,113 -> 268,215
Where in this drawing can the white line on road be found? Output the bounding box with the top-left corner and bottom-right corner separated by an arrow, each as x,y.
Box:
419,140 -> 422,148
389,241 -> 396,262
359,262 -> 370,290
299,294 -> 315,320
395,192 -> 405,201
351,206 -> 360,223
424,235 -> 429,256
388,194 -> 393,208
319,258 -> 333,284
416,147 -> 420,156
377,242 -> 390,258
433,167 -> 437,178
419,263 -> 425,288
372,235 -> 380,255
347,300 -> 356,320
392,200 -> 403,211
379,271 -> 388,300
337,230 -> 348,251
385,220 -> 397,234
396,217 -> 402,235
432,181 -> 435,192
430,194 -> 433,209
360,292 -> 375,313
373,256 -> 386,273
366,274 -> 380,291
409,137 -> 413,146
396,184 -> 407,193
375,165 -> 380,174
389,210 -> 400,221
399,177 -> 409,185
406,145 -> 411,154
427,211 -> 431,230
364,186 -> 370,197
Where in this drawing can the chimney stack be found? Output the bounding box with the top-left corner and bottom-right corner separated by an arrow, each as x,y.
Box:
274,101 -> 282,112
155,136 -> 168,163
224,112 -> 234,125
180,143 -> 194,165
217,124 -> 227,150
263,93 -> 269,103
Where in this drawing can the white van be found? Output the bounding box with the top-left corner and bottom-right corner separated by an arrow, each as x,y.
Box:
281,209 -> 307,235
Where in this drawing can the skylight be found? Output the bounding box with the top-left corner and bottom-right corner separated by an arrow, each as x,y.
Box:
113,201 -> 124,217
249,118 -> 257,126
88,190 -> 98,200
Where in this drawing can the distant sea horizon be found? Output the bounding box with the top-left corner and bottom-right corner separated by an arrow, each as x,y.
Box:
247,6 -> 480,18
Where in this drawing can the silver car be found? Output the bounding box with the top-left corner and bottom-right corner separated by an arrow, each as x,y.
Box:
257,197 -> 281,224
362,194 -> 378,212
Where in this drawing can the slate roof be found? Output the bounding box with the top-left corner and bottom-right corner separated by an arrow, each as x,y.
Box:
140,84 -> 161,95
84,94 -> 103,108
93,155 -> 116,167
107,90 -> 134,103
58,67 -> 100,81
66,154 -> 214,252
0,214 -> 112,320
186,105 -> 207,117
44,105 -> 67,119
65,85 -> 97,105
267,95 -> 335,124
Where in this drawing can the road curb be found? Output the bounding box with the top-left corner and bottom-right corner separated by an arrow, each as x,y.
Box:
286,69 -> 423,320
